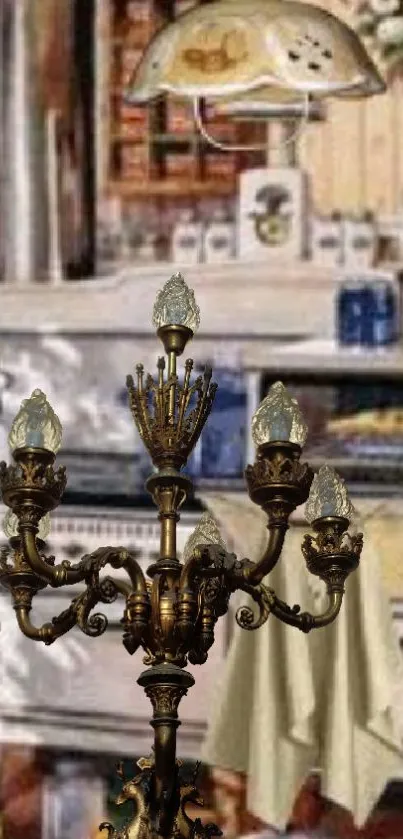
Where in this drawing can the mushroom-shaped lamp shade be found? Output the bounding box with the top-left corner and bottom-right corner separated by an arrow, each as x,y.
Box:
252,381 -> 308,447
153,272 -> 201,332
8,389 -> 63,454
125,0 -> 385,106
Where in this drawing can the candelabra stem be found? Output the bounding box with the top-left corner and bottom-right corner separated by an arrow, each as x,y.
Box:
160,513 -> 177,564
146,473 -> 191,570
167,352 -> 177,379
138,664 -> 195,836
168,351 -> 177,435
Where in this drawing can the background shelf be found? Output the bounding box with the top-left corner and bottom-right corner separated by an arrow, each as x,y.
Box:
106,179 -> 237,198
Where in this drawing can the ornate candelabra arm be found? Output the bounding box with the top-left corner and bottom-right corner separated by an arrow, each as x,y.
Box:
20,527 -> 79,586
13,573 -> 132,646
269,588 -> 343,633
242,440 -> 314,585
19,521 -> 149,595
232,511 -> 362,635
4,561 -> 133,647
243,523 -> 288,585
107,576 -> 132,598
232,568 -> 345,635
13,587 -> 77,644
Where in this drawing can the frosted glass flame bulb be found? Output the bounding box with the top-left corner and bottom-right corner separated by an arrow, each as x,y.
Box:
37,513 -> 51,540
2,511 -> 19,539
2,511 -> 51,540
252,381 -> 308,447
8,389 -> 63,454
152,272 -> 201,332
182,512 -> 226,563
305,465 -> 355,524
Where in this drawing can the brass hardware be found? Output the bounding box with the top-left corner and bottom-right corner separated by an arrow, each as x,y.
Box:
157,325 -> 194,357
0,275 -> 363,839
0,447 -> 66,518
302,515 -> 363,593
245,441 -> 314,522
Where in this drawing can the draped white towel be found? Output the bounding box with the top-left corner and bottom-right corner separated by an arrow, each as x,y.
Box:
200,493 -> 403,830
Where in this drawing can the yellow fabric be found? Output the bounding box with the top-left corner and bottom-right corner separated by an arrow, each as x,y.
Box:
200,493 -> 403,829
366,513 -> 403,598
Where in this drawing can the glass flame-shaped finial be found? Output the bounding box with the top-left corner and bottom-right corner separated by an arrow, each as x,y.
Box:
182,512 -> 226,563
8,389 -> 63,454
252,381 -> 308,447
3,510 -> 51,540
305,465 -> 355,524
152,272 -> 201,332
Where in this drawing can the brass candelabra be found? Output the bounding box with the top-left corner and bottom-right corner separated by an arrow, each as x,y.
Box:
0,272 -> 363,839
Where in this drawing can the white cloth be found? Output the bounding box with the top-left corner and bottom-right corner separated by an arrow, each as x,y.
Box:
200,493 -> 403,830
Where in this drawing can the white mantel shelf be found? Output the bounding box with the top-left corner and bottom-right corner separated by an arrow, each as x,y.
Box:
267,339 -> 403,375
2,261 -> 403,374
0,261 -> 341,337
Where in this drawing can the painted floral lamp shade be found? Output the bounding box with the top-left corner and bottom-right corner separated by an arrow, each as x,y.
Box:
125,0 -> 385,105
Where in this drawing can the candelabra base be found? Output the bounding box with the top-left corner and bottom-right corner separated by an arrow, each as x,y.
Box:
100,664 -> 222,839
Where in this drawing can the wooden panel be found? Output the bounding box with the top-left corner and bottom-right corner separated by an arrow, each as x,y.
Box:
298,80 -> 402,215
296,0 -> 401,218
363,85 -> 396,214
299,118 -> 335,213
328,99 -> 366,212
391,76 -> 403,212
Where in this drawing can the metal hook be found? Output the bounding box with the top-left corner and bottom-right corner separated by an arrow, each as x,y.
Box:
192,94 -> 311,153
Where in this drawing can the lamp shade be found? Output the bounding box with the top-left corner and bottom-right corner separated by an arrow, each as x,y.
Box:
125,0 -> 385,105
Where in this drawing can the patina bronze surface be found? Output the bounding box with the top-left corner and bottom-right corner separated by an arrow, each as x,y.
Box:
0,325 -> 363,839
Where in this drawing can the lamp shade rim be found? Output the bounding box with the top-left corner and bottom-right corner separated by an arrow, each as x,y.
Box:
125,71 -> 384,105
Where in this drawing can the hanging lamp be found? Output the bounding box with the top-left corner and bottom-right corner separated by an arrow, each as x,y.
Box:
125,0 -> 385,138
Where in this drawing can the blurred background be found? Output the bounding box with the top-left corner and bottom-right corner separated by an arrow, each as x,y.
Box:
1,0 -> 403,837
